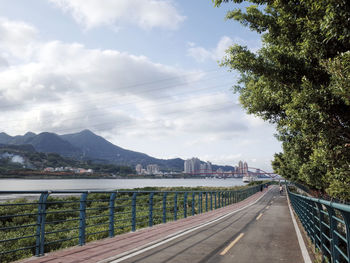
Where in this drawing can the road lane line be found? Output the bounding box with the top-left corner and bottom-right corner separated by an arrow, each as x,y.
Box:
100,187 -> 274,263
256,213 -> 263,220
220,233 -> 244,255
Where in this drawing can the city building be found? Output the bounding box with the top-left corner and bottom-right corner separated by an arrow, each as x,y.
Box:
236,160 -> 249,177
135,164 -> 142,175
184,157 -> 202,175
146,164 -> 160,175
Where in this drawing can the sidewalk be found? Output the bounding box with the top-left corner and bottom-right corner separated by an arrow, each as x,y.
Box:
20,189 -> 268,263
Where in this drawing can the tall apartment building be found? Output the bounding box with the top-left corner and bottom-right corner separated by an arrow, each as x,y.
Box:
146,164 -> 160,175
236,160 -> 249,176
135,164 -> 142,175
243,162 -> 248,175
200,161 -> 212,175
184,158 -> 201,175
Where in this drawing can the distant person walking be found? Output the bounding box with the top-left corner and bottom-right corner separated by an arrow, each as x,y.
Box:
279,185 -> 283,195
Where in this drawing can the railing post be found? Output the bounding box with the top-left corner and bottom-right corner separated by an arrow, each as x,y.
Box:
109,192 -> 117,237
162,192 -> 167,223
184,192 -> 188,218
132,192 -> 137,232
218,192 -> 221,208
210,192 -> 213,210
35,192 -> 49,256
340,210 -> 350,262
199,192 -> 202,213
149,192 -> 154,227
192,192 -> 195,216
174,192 -> 178,221
315,203 -> 326,257
308,199 -> 317,248
327,205 -> 340,262
205,192 -> 208,212
35,193 -> 44,256
214,192 -> 217,209
79,192 -> 88,246
221,192 -> 224,207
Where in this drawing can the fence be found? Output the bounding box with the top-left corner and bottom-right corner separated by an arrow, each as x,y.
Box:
0,184 -> 265,262
288,187 -> 350,263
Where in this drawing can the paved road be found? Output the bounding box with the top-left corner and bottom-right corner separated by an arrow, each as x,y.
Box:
114,187 -> 303,263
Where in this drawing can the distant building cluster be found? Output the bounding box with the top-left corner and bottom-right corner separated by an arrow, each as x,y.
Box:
236,161 -> 249,176
184,158 -> 212,175
183,158 -> 252,178
135,158 -> 260,178
135,164 -> 161,175
43,167 -> 93,174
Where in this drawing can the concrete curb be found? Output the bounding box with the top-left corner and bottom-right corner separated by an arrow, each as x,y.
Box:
286,188 -> 312,263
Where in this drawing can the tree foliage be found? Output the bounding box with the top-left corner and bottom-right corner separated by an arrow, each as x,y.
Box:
213,0 -> 350,200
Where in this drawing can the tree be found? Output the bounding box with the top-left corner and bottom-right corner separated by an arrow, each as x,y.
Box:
213,0 -> 350,199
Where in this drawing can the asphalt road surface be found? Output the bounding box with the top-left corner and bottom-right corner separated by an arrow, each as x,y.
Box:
114,187 -> 304,263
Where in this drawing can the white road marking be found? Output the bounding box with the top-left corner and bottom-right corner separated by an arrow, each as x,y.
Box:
286,192 -> 312,263
99,188 -> 273,263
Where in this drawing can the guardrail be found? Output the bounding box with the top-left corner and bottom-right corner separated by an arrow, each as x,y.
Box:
0,184 -> 267,262
288,187 -> 350,263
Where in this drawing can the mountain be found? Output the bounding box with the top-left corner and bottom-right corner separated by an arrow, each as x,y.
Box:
61,130 -> 184,169
61,129 -> 154,164
0,143 -> 36,153
1,132 -> 81,157
0,130 -> 185,170
0,132 -> 12,144
10,132 -> 36,145
0,130 -> 235,171
26,132 -> 81,157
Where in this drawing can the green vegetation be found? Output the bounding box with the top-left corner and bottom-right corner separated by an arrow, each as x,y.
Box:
0,146 -> 134,176
0,185 -> 259,262
214,0 -> 350,200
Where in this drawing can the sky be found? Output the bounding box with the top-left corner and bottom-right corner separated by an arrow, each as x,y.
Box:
0,0 -> 281,171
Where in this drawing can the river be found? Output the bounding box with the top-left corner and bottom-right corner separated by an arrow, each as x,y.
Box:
0,178 -> 248,201
0,178 -> 246,191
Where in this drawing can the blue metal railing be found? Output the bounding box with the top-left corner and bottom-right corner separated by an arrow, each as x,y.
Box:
0,184 -> 266,262
288,187 -> 350,263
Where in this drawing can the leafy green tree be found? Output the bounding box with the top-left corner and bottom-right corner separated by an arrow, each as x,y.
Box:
213,0 -> 350,199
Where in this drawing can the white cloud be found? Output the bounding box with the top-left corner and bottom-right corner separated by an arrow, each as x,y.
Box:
0,18 -> 214,138
49,0 -> 185,30
187,36 -> 262,63
0,17 -> 280,170
0,18 -> 38,61
187,36 -> 233,62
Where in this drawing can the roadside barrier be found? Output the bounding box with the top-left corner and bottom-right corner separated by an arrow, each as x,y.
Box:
288,187 -> 350,263
0,184 -> 267,262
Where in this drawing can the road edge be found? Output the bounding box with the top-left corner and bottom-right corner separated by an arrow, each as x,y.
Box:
286,189 -> 312,263
99,187 -> 273,263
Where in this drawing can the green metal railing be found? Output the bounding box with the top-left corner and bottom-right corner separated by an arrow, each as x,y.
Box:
288,187 -> 350,263
0,184 -> 266,262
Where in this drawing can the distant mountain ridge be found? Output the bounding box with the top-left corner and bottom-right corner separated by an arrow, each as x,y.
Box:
0,130 -> 235,171
0,130 -> 186,170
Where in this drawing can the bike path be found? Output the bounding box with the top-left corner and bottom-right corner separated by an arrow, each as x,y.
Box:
20,186 -> 305,263
111,187 -> 305,263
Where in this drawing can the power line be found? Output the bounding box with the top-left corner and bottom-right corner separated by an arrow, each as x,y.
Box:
4,101 -> 240,135
0,68 -> 230,111
0,81 -> 235,125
